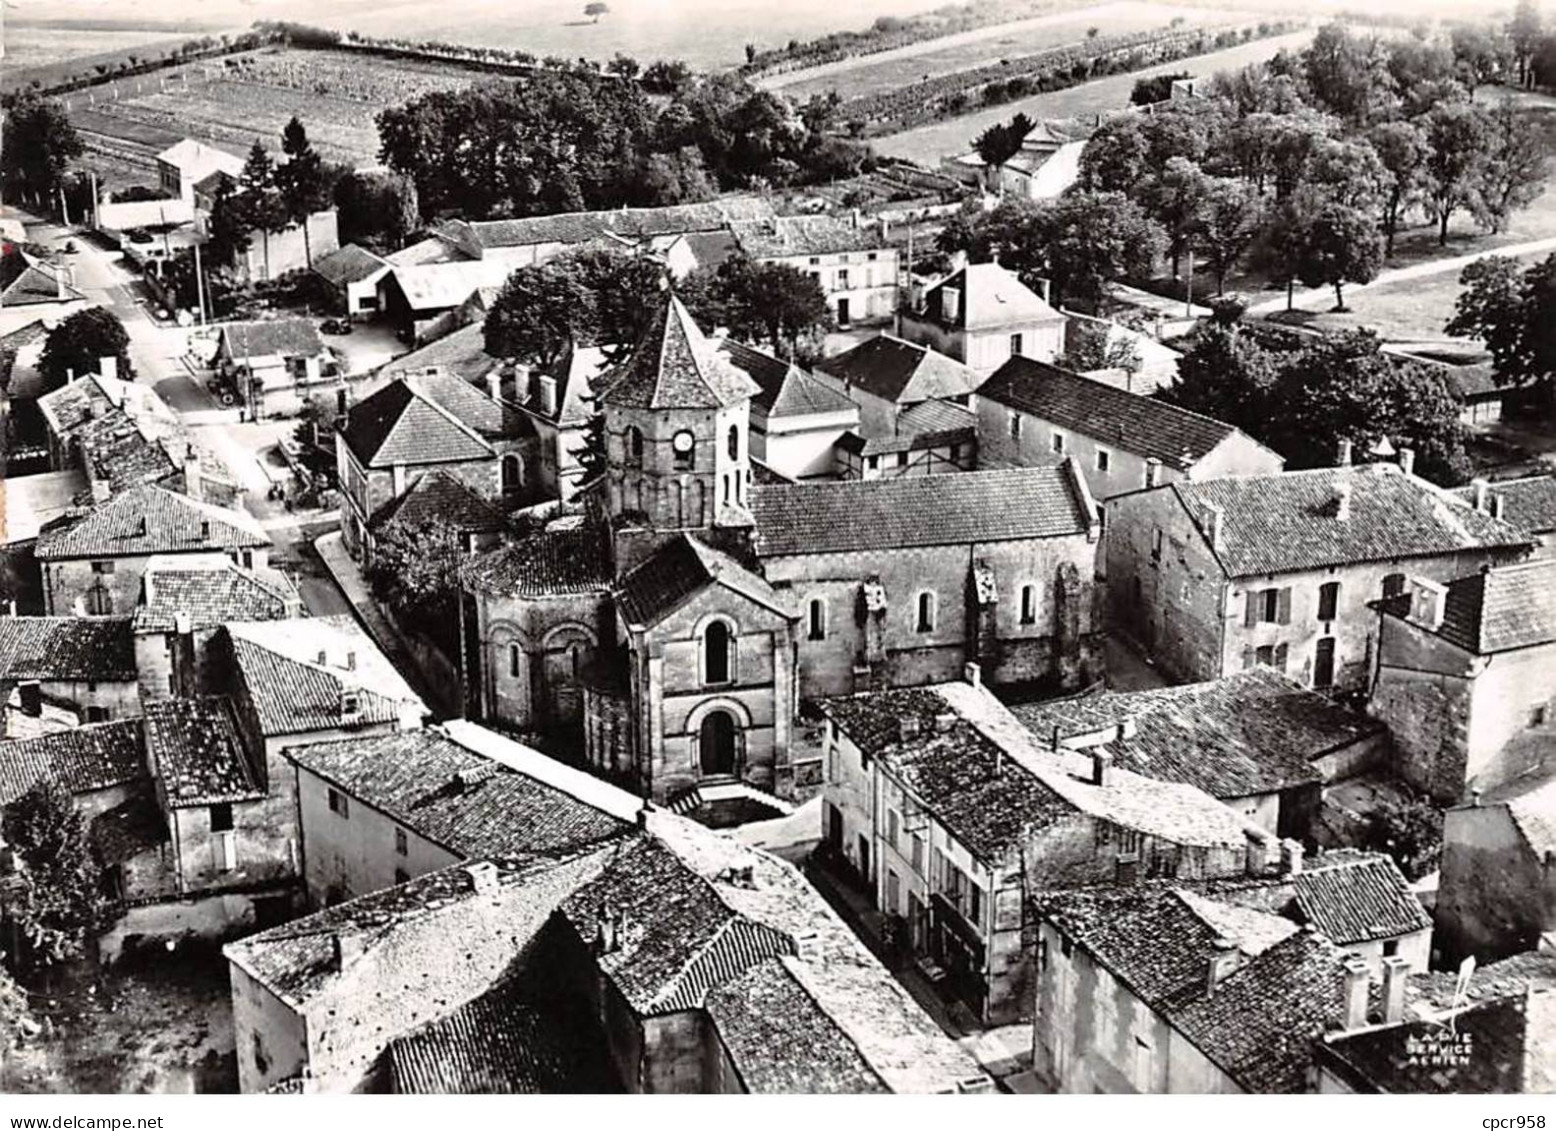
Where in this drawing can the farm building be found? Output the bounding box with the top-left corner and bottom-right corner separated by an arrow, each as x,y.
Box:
156,139 -> 245,207
216,319 -> 335,420
312,244 -> 391,319
93,197 -> 197,251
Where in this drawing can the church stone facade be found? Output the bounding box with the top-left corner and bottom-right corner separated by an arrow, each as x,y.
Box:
459,294 -> 1105,806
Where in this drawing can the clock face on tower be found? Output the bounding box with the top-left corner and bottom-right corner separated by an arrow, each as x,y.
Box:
672,431 -> 694,454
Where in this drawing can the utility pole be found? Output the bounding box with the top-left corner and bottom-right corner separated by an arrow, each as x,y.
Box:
1184,246 -> 1194,319
193,239 -> 208,327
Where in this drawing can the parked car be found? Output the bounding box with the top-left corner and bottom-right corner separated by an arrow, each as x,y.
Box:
319,318 -> 353,336
125,229 -> 153,245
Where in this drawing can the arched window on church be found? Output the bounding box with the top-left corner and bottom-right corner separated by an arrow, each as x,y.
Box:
916,592 -> 936,634
703,620 -> 735,685
501,454 -> 524,500
625,425 -> 644,468
808,599 -> 826,641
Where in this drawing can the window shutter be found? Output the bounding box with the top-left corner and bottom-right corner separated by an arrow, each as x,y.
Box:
1277,587 -> 1292,624
1244,592 -> 1258,628
1241,646 -> 1255,670
1274,643 -> 1289,672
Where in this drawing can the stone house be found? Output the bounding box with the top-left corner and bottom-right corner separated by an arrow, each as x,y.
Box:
730,214 -> 898,328
1012,668 -> 1385,839
216,319 -> 335,420
1371,558 -> 1556,802
897,263 -> 1067,373
1435,771 -> 1556,966
813,334 -> 982,439
310,244 -> 391,319
818,675 -> 1272,1025
833,399 -> 977,481
1448,473 -> 1556,560
975,356 -> 1283,504
1031,884 -> 1400,1092
1105,459 -> 1533,694
0,616 -> 140,734
34,485 -> 272,618
335,372 -> 537,563
717,337 -> 859,481
0,718 -> 148,819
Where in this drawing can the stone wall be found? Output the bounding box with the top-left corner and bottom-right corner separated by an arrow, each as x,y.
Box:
1437,803 -> 1556,966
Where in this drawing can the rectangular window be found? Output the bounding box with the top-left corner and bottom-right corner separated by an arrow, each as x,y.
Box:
1532,705 -> 1549,729
1009,412 -> 1022,439
837,268 -> 850,289
886,869 -> 901,916
1382,939 -> 1399,958
210,803 -> 234,833
91,560 -> 115,575
1009,332 -> 1023,356
509,644 -> 522,679
1262,588 -> 1279,622
916,593 -> 935,633
1314,637 -> 1337,688
1052,432 -> 1065,454
1318,581 -> 1340,622
1020,585 -> 1037,625
85,706 -> 109,723
1096,449 -> 1110,472
1382,573 -> 1406,599
395,827 -> 408,856
895,452 -> 907,468
968,883 -> 983,930
808,599 -> 826,641
910,832 -> 924,873
887,809 -> 900,849
328,788 -> 349,818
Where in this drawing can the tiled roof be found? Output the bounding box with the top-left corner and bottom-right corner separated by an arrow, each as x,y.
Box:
1033,886 -> 1298,1010
1171,930 -> 1366,1092
0,248 -> 85,305
460,524 -> 612,598
704,959 -> 889,1093
384,235 -> 468,267
89,782 -> 169,865
730,215 -> 885,259
143,697 -> 262,808
311,244 -> 389,288
37,372 -> 174,440
35,485 -> 269,561
1433,558 -> 1556,654
285,729 -> 627,860
388,260 -> 512,311
0,616 -> 136,681
616,535 -> 797,628
380,323 -> 502,387
447,198 -> 772,250
387,975 -> 621,1094
748,467 -> 1088,556
917,263 -> 1066,331
1478,771 -> 1556,859
1011,669 -> 1365,801
1449,474 -> 1556,534
219,319 -> 326,360
980,356 -> 1248,468
224,616 -> 424,738
1409,950 -> 1556,1012
0,720 -> 147,805
1292,854 -> 1431,944
1168,464 -> 1533,578
717,338 -> 853,418
370,470 -> 504,533
1319,995 -> 1541,1093
597,295 -> 760,411
815,334 -> 980,405
135,554 -> 299,632
339,376 -> 497,469
897,398 -> 977,436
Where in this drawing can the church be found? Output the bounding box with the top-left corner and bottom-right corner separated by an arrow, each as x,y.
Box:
457,293 -> 1106,806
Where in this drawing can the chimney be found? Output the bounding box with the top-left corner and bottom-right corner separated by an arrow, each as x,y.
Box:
174,611 -> 193,637
462,860 -> 498,893
1491,493 -> 1506,520
1399,447 -> 1415,477
794,929 -> 822,962
1412,578 -> 1447,630
183,454 -> 202,502
596,902 -> 622,954
485,368 -> 502,404
933,711 -> 957,734
1245,831 -> 1270,875
1334,483 -> 1352,522
1472,478 -> 1489,512
1342,958 -> 1370,1030
1381,955 -> 1410,1025
1144,457 -> 1161,489
1206,937 -> 1239,997
1280,839 -> 1304,876
1091,749 -> 1113,787
1198,502 -> 1223,550
317,650 -> 328,666
899,716 -> 923,742
346,650 -> 357,672
1336,438 -> 1353,467
963,662 -> 982,688
331,931 -> 364,971
538,375 -> 558,417
1115,853 -> 1139,885
91,479 -> 112,503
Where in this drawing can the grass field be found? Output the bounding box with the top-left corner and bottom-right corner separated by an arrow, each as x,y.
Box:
63,47 -> 483,191
872,27 -> 1316,163
763,2 -> 1240,103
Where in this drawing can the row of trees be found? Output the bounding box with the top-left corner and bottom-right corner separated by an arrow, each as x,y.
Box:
206,118 -> 338,274
375,66 -> 871,222
1066,21 -> 1549,308
1164,305 -> 1472,485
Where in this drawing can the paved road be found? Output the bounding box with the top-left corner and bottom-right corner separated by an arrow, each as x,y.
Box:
1247,234 -> 1556,317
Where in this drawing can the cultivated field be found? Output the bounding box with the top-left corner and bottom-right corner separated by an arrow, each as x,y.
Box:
871,27 -> 1316,163
762,2 -> 1241,103
63,48 -> 482,192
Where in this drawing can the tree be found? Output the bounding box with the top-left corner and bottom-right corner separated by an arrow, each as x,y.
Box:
366,516 -> 467,652
1141,156 -> 1210,279
641,147 -> 715,206
205,174 -> 252,267
239,142 -> 284,279
2,780 -> 110,972
1362,793 -> 1444,880
1294,201 -> 1383,311
1479,99 -> 1549,235
0,95 -> 84,211
484,262 -> 600,371
585,2 -> 610,23
1195,176 -> 1262,293
1130,71 -> 1193,106
1078,115 -> 1150,193
37,307 -> 132,393
571,396 -> 609,487
1303,23 -> 1389,126
1450,24 -> 1511,91
1446,253 -> 1556,399
1060,318 -> 1141,375
1509,0 -> 1543,86
973,113 -> 1034,171
333,169 -> 419,250
1367,119 -> 1427,257
1303,137 -> 1389,216
607,53 -> 640,80
275,117 -> 326,268
682,255 -> 833,357
1422,101 -> 1491,245
1161,316 -> 1281,431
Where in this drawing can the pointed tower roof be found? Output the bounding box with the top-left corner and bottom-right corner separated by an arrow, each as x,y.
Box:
599,294 -> 761,411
